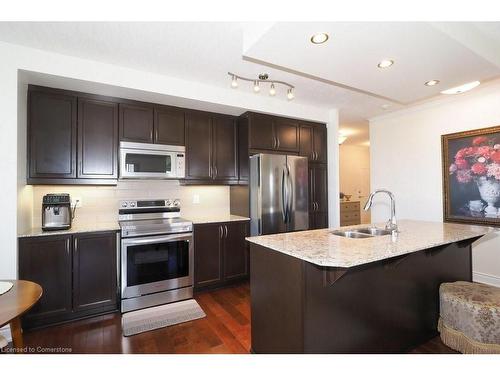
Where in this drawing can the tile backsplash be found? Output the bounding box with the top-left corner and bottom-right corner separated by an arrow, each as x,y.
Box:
32,180 -> 230,228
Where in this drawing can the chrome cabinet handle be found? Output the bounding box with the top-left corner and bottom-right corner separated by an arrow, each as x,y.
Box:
277,137 -> 280,149
219,225 -> 223,239
67,238 -> 71,255
224,225 -> 228,238
214,165 -> 218,179
273,137 -> 277,149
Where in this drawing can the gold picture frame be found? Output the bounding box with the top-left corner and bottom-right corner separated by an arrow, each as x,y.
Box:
442,125 -> 500,226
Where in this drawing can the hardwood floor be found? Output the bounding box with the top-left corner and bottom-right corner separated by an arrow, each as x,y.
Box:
21,282 -> 457,354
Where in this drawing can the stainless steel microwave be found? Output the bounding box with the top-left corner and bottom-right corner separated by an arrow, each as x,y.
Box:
119,141 -> 185,179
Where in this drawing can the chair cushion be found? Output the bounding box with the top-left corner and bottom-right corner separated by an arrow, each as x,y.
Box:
439,281 -> 500,353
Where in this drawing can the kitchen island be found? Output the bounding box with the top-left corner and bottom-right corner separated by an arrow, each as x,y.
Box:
246,220 -> 492,353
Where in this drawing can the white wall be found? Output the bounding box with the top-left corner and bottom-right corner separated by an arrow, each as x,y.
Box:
370,79 -> 500,286
0,41 -> 339,279
339,145 -> 371,224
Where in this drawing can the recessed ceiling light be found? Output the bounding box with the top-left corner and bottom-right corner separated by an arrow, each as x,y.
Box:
310,33 -> 329,44
440,81 -> 480,95
424,80 -> 440,87
377,59 -> 394,69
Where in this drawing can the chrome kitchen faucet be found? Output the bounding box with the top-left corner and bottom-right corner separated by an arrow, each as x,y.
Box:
364,189 -> 398,235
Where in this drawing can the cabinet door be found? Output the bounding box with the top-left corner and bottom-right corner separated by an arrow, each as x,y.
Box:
312,163 -> 328,213
77,98 -> 118,179
223,221 -> 249,280
313,126 -> 328,163
194,223 -> 223,289
119,103 -> 154,143
212,116 -> 238,180
73,232 -> 118,313
18,235 -> 73,327
185,112 -> 212,179
248,113 -> 275,150
274,117 -> 299,152
311,212 -> 329,229
299,125 -> 314,161
154,105 -> 185,145
238,117 -> 249,181
28,89 -> 77,179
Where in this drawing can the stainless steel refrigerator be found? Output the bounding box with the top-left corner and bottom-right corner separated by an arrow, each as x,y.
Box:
249,154 -> 309,236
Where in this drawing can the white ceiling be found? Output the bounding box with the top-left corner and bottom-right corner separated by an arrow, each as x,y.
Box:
0,21 -> 499,129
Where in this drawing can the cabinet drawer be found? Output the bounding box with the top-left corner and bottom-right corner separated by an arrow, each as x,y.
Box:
340,202 -> 360,212
340,211 -> 360,221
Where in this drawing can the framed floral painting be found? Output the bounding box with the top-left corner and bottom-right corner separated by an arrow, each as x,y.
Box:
442,125 -> 500,226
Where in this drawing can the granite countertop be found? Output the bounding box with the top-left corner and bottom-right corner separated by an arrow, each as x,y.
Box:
186,214 -> 250,225
18,222 -> 120,238
246,220 -> 493,268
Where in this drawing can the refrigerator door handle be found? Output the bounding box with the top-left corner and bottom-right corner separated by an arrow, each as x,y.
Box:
286,164 -> 293,224
281,166 -> 288,223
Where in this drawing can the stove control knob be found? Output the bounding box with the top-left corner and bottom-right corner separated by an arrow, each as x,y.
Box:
121,202 -> 128,208
165,199 -> 173,207
173,199 -> 181,207
130,202 -> 136,207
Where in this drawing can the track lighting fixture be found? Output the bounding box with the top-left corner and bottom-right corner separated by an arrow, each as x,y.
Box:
228,72 -> 294,100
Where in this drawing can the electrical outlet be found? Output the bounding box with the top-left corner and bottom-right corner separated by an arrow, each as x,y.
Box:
192,194 -> 200,204
71,197 -> 82,208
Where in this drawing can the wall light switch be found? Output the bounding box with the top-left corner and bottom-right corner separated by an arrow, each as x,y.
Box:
192,194 -> 200,204
71,197 -> 82,208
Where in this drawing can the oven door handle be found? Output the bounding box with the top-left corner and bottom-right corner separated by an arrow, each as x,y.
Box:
122,233 -> 192,246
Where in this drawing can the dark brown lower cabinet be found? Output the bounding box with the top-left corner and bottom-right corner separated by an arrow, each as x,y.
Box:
18,231 -> 118,329
72,232 -> 118,313
309,163 -> 329,229
194,221 -> 249,291
18,235 -> 73,327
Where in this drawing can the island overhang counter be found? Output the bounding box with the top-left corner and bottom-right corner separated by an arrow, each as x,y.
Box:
245,220 -> 492,354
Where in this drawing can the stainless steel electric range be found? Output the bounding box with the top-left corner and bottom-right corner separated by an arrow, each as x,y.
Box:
118,199 -> 193,313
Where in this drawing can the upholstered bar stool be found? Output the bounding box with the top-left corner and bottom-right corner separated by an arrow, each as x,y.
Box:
439,281 -> 500,354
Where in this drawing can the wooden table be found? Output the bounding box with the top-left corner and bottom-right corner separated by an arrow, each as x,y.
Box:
0,280 -> 42,351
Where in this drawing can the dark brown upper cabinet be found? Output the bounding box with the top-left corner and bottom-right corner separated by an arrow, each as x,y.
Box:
246,112 -> 299,153
184,111 -> 237,184
28,86 -> 118,185
28,88 -> 77,180
248,113 -> 275,150
77,98 -> 118,179
212,115 -> 238,180
274,117 -> 299,152
299,122 -> 327,163
154,105 -> 185,145
119,102 -> 154,143
185,111 -> 212,180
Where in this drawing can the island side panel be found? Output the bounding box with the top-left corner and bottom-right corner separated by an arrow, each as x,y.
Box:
250,243 -> 305,353
303,240 -> 475,353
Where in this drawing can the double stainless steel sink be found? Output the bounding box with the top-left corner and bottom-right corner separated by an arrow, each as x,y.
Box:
331,227 -> 392,239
